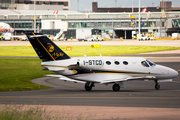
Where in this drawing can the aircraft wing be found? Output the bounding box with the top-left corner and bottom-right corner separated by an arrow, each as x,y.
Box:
100,76 -> 156,84
45,74 -> 86,83
46,67 -> 66,72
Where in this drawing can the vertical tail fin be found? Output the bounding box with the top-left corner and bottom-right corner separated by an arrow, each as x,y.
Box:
26,32 -> 70,61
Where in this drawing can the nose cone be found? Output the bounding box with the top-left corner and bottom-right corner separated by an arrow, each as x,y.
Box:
155,65 -> 179,79
169,69 -> 179,78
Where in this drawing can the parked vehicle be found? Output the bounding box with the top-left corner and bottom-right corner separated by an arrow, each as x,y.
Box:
86,35 -> 103,42
137,34 -> 153,41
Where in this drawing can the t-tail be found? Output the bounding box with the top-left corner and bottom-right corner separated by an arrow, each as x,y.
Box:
26,32 -> 70,61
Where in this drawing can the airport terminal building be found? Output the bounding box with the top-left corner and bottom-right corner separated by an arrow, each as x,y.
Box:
0,1 -> 180,39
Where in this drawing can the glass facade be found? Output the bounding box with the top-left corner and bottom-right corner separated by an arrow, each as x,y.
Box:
9,22 -> 41,29
136,21 -> 156,27
172,19 -> 180,28
161,21 -> 165,27
68,21 -> 156,28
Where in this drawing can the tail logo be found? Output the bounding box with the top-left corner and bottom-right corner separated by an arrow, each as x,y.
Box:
52,52 -> 64,59
47,45 -> 54,53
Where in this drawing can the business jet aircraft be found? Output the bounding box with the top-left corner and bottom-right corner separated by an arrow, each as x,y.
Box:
26,32 -> 178,91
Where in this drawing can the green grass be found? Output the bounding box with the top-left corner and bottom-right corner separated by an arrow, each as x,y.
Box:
0,105 -> 45,120
0,46 -> 180,57
0,105 -> 92,120
0,58 -> 53,92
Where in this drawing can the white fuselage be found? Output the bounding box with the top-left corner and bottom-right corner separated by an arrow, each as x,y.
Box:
41,57 -> 178,83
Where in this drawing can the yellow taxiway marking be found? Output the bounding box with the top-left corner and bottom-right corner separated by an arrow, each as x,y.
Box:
178,69 -> 180,72
172,81 -> 180,83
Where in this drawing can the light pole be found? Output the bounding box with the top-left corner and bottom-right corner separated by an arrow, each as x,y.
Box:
77,0 -> 79,11
138,0 -> 141,37
34,0 -> 36,33
132,0 -> 133,13
115,0 -> 117,7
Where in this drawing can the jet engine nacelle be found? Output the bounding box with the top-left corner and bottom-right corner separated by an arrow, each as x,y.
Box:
58,69 -> 77,75
77,58 -> 104,70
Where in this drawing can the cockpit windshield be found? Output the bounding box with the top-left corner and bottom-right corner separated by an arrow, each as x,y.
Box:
146,60 -> 156,67
141,61 -> 149,67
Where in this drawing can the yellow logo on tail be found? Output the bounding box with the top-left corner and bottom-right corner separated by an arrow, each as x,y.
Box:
47,45 -> 54,53
52,52 -> 64,59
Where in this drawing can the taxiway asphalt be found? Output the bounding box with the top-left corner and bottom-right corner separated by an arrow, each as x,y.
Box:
0,62 -> 180,108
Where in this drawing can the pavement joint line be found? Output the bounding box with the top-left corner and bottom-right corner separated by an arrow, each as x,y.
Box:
1,90 -> 180,99
19,90 -> 180,97
1,96 -> 180,99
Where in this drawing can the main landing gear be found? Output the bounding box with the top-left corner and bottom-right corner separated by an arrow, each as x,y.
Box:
85,82 -> 95,91
112,84 -> 120,91
154,80 -> 160,90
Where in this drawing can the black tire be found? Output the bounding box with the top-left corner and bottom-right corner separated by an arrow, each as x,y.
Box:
85,85 -> 92,91
155,84 -> 160,90
112,84 -> 120,91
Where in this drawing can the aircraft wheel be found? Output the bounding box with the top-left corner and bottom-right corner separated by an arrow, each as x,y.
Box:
155,84 -> 160,90
112,84 -> 120,91
85,85 -> 92,91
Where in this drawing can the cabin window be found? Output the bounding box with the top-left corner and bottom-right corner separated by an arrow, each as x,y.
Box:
146,60 -> 156,67
114,61 -> 120,65
141,61 -> 149,67
123,61 -> 128,65
106,61 -> 111,65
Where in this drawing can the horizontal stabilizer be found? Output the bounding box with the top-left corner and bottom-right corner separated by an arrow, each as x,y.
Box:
47,67 -> 65,72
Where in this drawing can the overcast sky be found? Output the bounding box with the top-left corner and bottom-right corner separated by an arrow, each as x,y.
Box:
70,0 -> 180,12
